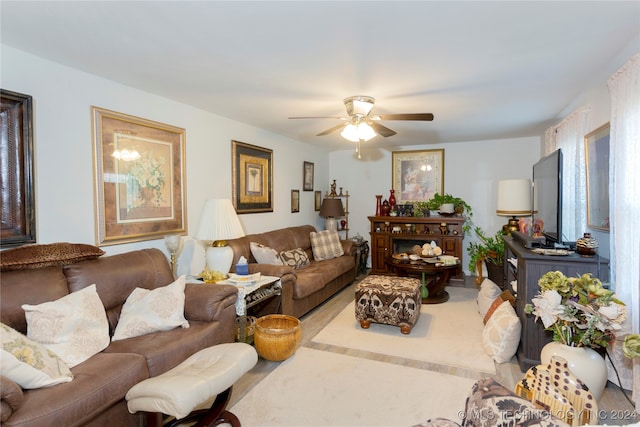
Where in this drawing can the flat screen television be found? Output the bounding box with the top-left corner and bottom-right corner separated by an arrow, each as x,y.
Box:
532,149 -> 563,246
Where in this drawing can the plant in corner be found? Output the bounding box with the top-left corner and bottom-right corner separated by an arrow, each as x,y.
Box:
466,227 -> 504,286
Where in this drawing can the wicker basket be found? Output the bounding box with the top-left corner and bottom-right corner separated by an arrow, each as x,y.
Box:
254,314 -> 301,361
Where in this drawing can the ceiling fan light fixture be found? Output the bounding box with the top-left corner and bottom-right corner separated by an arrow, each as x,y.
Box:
344,96 -> 375,117
340,122 -> 376,142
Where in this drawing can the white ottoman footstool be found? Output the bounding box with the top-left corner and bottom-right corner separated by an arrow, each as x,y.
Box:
126,343 -> 258,427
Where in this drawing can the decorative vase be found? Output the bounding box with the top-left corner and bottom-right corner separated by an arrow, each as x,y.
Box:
388,190 -> 396,209
540,341 -> 607,401
340,219 -> 347,229
576,232 -> 598,257
375,195 -> 382,216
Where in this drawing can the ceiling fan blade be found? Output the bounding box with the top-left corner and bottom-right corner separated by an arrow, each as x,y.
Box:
369,122 -> 397,137
377,113 -> 434,121
288,116 -> 345,120
317,123 -> 346,136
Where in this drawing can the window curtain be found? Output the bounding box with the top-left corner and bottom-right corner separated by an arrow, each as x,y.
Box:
543,108 -> 590,243
607,53 -> 640,411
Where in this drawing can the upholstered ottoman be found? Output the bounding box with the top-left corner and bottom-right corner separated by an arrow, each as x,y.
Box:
355,275 -> 421,334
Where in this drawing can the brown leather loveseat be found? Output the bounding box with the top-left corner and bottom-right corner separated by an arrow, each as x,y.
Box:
226,225 -> 357,319
0,244 -> 238,427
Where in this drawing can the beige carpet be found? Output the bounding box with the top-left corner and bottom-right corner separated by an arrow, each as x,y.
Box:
229,347 -> 476,427
311,286 -> 496,374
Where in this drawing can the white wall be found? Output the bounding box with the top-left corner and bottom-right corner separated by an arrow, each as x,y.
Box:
329,137 -> 541,274
1,46 -> 330,276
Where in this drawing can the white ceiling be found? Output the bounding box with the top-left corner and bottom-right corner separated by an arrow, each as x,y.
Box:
2,1 -> 639,151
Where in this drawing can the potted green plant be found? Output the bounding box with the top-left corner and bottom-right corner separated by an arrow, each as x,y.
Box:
467,227 -> 505,286
412,201 -> 430,217
426,193 -> 473,232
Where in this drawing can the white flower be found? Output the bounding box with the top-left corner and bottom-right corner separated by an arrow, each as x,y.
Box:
530,290 -> 563,328
598,303 -> 626,327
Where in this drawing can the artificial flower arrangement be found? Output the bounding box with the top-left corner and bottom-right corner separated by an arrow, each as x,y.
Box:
525,271 -> 626,349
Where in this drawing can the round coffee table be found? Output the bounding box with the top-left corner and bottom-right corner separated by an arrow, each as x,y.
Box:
385,256 -> 460,304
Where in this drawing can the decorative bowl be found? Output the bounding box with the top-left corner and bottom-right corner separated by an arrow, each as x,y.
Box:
254,315 -> 301,361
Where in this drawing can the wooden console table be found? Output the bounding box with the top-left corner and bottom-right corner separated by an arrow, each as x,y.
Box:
368,215 -> 465,283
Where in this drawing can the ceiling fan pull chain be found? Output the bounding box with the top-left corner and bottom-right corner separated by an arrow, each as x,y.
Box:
356,139 -> 362,159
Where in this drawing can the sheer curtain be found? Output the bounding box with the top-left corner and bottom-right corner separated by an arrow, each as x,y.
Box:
608,53 -> 640,411
543,108 -> 590,242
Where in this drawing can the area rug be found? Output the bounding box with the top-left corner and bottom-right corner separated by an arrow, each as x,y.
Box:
311,286 -> 496,374
229,347 -> 475,427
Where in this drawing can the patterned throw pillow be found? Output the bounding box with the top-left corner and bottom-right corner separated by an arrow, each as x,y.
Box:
112,275 -> 189,341
279,248 -> 310,269
1,323 -> 74,389
476,278 -> 502,317
482,301 -> 521,363
310,230 -> 344,261
250,242 -> 283,265
22,284 -> 110,368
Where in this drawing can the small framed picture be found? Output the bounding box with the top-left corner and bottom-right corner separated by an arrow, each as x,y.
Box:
291,190 -> 300,213
584,123 -> 610,231
314,191 -> 321,211
303,161 -> 314,191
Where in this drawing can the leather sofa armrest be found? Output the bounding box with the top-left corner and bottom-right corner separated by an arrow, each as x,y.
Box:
1,375 -> 23,423
183,283 -> 238,322
341,239 -> 356,256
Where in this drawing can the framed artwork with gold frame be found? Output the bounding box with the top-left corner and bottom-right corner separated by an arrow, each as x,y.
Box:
584,123 -> 610,231
392,149 -> 444,205
92,107 -> 186,246
232,140 -> 273,213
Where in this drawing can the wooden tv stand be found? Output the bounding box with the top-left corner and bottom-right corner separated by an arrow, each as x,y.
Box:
368,215 -> 465,283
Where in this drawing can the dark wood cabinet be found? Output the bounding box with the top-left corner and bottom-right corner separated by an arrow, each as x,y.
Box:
503,235 -> 610,372
368,215 -> 465,282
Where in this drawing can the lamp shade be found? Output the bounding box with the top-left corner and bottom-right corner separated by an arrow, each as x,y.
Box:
196,199 -> 245,242
496,179 -> 532,216
319,198 -> 345,218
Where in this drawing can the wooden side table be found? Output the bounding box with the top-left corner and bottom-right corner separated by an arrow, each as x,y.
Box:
352,239 -> 370,277
384,257 -> 459,304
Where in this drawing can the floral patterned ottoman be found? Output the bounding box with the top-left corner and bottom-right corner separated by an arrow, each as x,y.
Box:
355,275 -> 421,334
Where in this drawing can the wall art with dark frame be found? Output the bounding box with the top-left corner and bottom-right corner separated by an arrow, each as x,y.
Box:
232,140 -> 273,213
314,191 -> 322,211
92,107 -> 187,246
584,123 -> 610,231
303,161 -> 314,191
1,89 -> 36,247
291,189 -> 300,213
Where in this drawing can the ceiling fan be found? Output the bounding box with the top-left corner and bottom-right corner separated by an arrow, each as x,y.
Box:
288,95 -> 434,149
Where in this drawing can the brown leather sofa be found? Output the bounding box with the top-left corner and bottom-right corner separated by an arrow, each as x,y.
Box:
227,225 -> 356,319
0,246 -> 238,427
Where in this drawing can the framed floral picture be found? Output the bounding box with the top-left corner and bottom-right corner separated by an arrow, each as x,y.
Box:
232,140 -> 273,213
92,107 -> 186,245
392,149 -> 444,205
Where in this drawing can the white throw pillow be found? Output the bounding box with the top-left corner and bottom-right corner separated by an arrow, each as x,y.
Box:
1,322 -> 74,389
250,242 -> 283,265
477,278 -> 502,317
22,284 -> 110,368
112,275 -> 189,342
482,301 -> 521,363
310,230 -> 344,261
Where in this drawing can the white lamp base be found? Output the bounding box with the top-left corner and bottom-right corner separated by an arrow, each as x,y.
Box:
205,245 -> 234,275
325,218 -> 338,231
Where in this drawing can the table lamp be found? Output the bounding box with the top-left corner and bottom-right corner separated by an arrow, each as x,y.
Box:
496,179 -> 532,234
195,199 -> 245,275
319,198 -> 345,231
